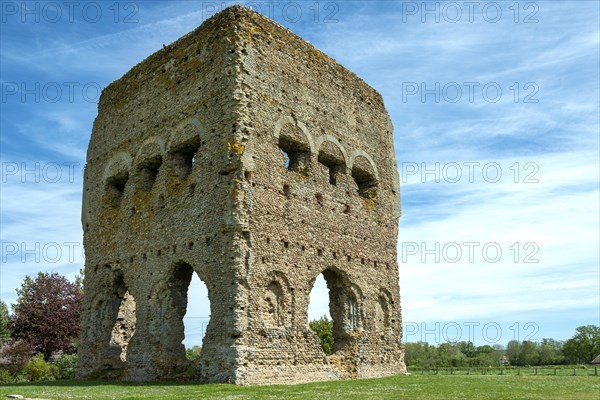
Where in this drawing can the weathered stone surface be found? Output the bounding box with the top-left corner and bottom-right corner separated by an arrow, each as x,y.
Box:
78,5 -> 405,385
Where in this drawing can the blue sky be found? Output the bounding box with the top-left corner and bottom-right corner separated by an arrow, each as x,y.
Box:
1,1 -> 598,348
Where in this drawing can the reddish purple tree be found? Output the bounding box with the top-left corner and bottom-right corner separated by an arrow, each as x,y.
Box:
10,272 -> 82,360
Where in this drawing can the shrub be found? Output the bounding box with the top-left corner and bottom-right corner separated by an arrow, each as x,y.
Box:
54,353 -> 78,379
0,340 -> 35,374
21,354 -> 57,381
0,369 -> 13,384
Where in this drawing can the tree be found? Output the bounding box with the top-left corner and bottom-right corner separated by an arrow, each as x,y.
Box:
404,342 -> 426,367
10,272 -> 83,360
458,341 -> 477,358
506,340 -> 540,366
506,340 -> 521,365
438,342 -> 467,367
309,315 -> 334,355
538,338 -> 564,365
0,300 -> 10,345
185,345 -> 202,361
562,325 -> 600,363
519,341 -> 540,366
404,341 -> 434,368
472,344 -> 500,367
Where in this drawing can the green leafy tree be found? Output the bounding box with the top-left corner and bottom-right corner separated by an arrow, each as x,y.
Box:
476,345 -> 495,354
435,342 -> 454,367
562,325 -> 600,363
404,342 -> 440,368
492,344 -> 507,365
185,345 -> 202,361
472,345 -> 500,367
10,272 -> 83,360
74,268 -> 85,293
438,342 -> 468,367
506,340 -> 521,365
506,340 -> 540,366
404,342 -> 426,367
458,341 -> 477,358
309,315 -> 334,355
519,341 -> 540,366
449,351 -> 468,367
0,300 -> 11,345
538,338 -> 564,365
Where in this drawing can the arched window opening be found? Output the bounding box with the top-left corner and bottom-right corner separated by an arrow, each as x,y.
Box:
138,155 -> 163,191
351,156 -> 377,198
103,153 -> 132,208
170,136 -> 201,179
308,274 -> 331,319
150,261 -> 195,366
278,124 -> 311,173
308,268 -> 362,355
105,171 -> 129,207
308,274 -> 333,355
182,272 -> 210,362
317,141 -> 345,186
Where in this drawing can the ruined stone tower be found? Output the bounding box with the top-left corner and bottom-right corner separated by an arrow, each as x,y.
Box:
78,6 -> 405,384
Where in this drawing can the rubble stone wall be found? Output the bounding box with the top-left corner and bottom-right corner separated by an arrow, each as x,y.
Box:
78,5 -> 405,385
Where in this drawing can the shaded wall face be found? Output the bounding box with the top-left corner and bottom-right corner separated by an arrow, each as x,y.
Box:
233,16 -> 405,383
79,19 -> 248,381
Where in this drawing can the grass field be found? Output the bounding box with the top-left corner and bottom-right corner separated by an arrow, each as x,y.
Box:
407,366 -> 599,376
1,374 -> 599,399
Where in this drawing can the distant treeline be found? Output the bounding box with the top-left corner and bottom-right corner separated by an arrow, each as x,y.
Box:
405,325 -> 599,368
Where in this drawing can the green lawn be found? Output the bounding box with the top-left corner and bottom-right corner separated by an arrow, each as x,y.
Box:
1,374 -> 598,399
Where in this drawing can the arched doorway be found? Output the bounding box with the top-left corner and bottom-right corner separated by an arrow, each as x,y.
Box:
183,272 -> 210,360
308,268 -> 363,354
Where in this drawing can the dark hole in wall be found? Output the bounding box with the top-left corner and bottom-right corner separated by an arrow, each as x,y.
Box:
279,133 -> 310,173
351,165 -> 377,198
138,155 -> 163,191
171,136 -> 201,179
350,155 -> 378,198
318,151 -> 345,186
106,171 -> 129,207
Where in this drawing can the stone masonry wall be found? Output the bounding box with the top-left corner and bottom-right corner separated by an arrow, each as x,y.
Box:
78,5 -> 405,385
230,9 -> 405,384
